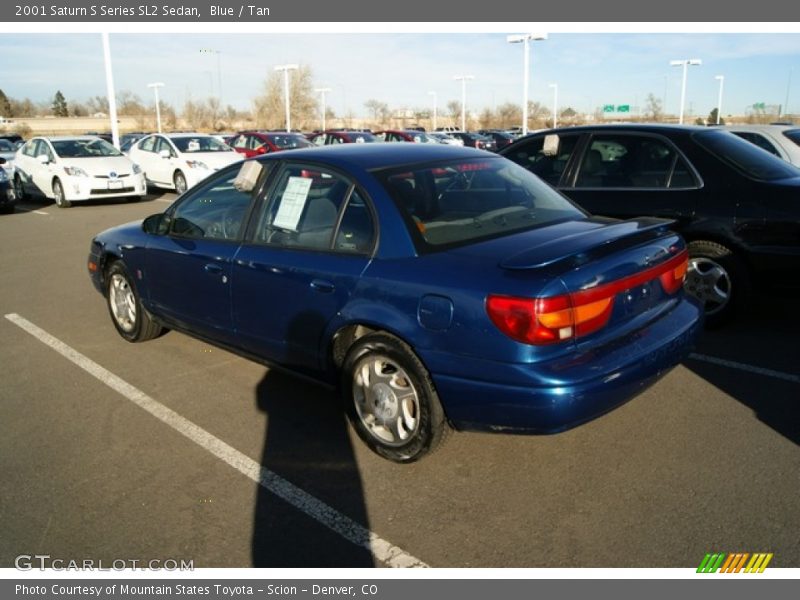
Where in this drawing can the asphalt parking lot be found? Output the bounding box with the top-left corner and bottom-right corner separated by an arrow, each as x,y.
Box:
1,193 -> 798,569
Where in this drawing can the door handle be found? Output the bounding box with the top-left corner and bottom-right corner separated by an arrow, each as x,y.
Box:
310,279 -> 335,294
204,263 -> 223,274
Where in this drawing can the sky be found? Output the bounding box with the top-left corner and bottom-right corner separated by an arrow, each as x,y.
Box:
1,32 -> 799,120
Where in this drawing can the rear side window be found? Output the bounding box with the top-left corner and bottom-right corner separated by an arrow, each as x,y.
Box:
694,129 -> 800,181
731,132 -> 781,157
505,135 -> 579,185
376,157 -> 583,250
574,134 -> 697,189
781,129 -> 800,147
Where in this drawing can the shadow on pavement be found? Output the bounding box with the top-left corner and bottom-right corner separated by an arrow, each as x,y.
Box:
251,370 -> 375,567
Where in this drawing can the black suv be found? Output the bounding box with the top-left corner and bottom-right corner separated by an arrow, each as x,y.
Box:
500,124 -> 800,325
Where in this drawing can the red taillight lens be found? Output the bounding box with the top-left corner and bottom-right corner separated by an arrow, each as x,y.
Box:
487,250 -> 688,345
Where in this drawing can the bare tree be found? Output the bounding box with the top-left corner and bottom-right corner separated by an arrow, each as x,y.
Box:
644,93 -> 663,122
526,101 -> 550,128
364,99 -> 390,127
496,102 -> 521,129
252,64 -> 317,130
446,100 -> 461,127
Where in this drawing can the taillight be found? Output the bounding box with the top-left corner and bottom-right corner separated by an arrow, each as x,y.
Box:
487,250 -> 688,345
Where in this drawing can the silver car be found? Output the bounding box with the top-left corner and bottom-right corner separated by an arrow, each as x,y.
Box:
724,124 -> 800,166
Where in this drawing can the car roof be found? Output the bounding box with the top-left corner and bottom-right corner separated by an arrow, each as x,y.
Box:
722,124 -> 800,133
251,141 -> 497,171
36,135 -> 108,142
160,132 -> 214,138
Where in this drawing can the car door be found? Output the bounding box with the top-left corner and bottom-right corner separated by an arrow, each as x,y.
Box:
14,139 -> 41,195
31,139 -> 58,196
559,132 -> 702,227
150,136 -> 180,186
232,162 -> 376,375
130,135 -> 159,184
144,163 -> 257,343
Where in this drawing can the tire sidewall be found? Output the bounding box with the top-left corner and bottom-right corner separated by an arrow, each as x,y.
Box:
106,262 -> 143,342
174,171 -> 187,195
687,240 -> 750,327
342,334 -> 442,463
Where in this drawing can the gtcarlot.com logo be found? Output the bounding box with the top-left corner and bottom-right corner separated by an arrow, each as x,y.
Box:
697,552 -> 773,573
15,554 -> 194,571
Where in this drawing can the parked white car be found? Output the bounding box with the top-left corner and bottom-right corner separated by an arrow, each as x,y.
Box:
13,136 -> 147,208
128,133 -> 242,194
428,132 -> 464,146
724,124 -> 800,166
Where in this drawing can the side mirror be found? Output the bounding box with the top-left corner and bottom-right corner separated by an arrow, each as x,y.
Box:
142,213 -> 170,235
158,149 -> 171,159
37,154 -> 50,164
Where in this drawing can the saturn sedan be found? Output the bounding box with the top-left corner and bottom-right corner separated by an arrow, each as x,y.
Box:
13,136 -> 147,208
128,132 -> 242,195
87,144 -> 702,462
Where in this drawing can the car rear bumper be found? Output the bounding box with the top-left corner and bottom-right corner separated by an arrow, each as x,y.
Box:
424,297 -> 703,433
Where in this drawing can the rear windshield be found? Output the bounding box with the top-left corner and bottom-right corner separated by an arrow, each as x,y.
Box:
782,129 -> 800,147
346,132 -> 377,143
693,129 -> 800,181
171,136 -> 233,153
376,157 -> 584,250
269,134 -> 312,149
52,138 -> 122,158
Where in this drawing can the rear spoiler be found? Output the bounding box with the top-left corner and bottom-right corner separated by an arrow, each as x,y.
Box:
500,217 -> 676,270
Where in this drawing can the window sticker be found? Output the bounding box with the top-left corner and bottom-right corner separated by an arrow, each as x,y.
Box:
272,176 -> 313,231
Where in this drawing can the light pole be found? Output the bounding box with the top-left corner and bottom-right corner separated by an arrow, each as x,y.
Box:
274,64 -> 299,131
100,33 -> 120,149
315,87 -> 331,132
507,33 -> 547,135
670,58 -> 702,124
147,82 -> 165,133
428,91 -> 438,130
714,75 -> 724,125
453,75 -> 474,131
549,83 -> 558,128
200,48 -> 222,105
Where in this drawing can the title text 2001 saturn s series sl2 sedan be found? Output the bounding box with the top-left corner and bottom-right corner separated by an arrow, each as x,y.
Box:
88,144 -> 702,462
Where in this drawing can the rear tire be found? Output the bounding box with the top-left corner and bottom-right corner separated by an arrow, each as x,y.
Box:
685,240 -> 750,328
342,332 -> 449,463
106,261 -> 163,342
13,174 -> 26,200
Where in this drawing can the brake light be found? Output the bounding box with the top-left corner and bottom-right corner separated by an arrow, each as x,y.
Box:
487,250 -> 688,345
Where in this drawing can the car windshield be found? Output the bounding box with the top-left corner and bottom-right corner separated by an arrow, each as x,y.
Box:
0,140 -> 13,152
781,129 -> 800,147
346,132 -> 377,143
269,134 -> 312,149
51,138 -> 122,158
406,132 -> 435,143
693,129 -> 800,181
376,157 -> 584,250
171,136 -> 232,153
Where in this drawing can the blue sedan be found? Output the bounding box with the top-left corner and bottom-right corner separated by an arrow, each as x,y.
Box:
88,144 -> 702,462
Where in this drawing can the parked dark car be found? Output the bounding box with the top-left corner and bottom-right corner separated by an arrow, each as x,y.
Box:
478,130 -> 516,150
449,131 -> 497,151
228,131 -> 314,158
308,130 -> 378,145
0,156 -> 16,213
500,124 -> 800,325
119,132 -> 149,153
88,144 -> 701,462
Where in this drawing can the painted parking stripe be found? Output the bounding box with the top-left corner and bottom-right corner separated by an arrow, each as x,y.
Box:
4,312 -> 427,568
688,352 -> 800,384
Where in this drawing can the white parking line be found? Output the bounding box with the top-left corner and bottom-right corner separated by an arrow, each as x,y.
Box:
4,312 -> 427,568
34,210 -> 49,215
688,352 -> 800,384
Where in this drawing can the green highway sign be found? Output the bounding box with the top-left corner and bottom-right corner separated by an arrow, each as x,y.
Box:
603,104 -> 615,112
617,104 -> 630,113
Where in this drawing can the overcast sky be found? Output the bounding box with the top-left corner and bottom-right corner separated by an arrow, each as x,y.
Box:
1,32 -> 798,118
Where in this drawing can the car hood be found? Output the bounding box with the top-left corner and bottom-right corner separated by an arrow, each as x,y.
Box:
61,156 -> 137,177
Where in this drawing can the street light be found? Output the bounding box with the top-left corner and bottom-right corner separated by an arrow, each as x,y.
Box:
507,33 -> 547,135
714,75 -> 724,125
670,58 -> 702,124
147,82 -> 165,133
100,33 -> 120,149
200,48 -> 222,105
274,64 -> 299,131
428,91 -> 438,130
548,83 -> 558,128
453,75 -> 474,132
315,87 -> 331,132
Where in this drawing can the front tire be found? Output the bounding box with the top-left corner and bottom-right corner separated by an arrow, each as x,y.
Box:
52,179 -> 71,208
106,261 -> 163,342
173,171 -> 188,195
342,332 -> 449,463
13,174 -> 26,200
685,240 -> 750,327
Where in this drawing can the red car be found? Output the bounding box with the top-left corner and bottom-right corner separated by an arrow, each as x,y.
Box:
375,129 -> 437,143
228,131 -> 313,157
308,130 -> 378,145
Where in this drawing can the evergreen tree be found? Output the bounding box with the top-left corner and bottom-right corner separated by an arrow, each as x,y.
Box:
0,89 -> 11,117
52,91 -> 69,117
